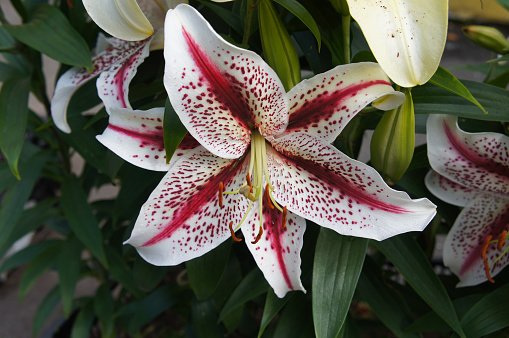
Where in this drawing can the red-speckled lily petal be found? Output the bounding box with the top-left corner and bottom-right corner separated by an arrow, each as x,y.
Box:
284,63 -> 404,142
425,170 -> 479,207
125,146 -> 251,265
444,193 -> 509,287
51,37 -> 151,133
164,4 -> 288,159
97,37 -> 152,112
96,107 -> 200,171
242,202 -> 306,298
427,114 -> 509,198
267,133 -> 436,240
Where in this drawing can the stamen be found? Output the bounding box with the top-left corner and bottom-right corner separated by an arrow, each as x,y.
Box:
498,231 -> 507,251
251,225 -> 264,244
282,206 -> 287,228
246,173 -> 253,193
219,182 -> 224,208
265,184 -> 274,209
483,258 -> 495,283
481,235 -> 492,259
229,221 -> 242,242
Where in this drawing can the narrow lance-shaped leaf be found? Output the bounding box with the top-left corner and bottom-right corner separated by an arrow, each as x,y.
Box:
0,76 -> 30,179
4,3 -> 92,70
58,236 -> 83,317
32,286 -> 61,337
163,99 -> 188,164
312,228 -> 368,338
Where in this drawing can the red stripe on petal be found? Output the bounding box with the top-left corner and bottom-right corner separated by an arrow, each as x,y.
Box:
264,205 -> 293,290
142,156 -> 247,246
108,123 -> 164,149
181,28 -> 254,129
287,80 -> 389,132
444,120 -> 509,178
283,152 -> 407,214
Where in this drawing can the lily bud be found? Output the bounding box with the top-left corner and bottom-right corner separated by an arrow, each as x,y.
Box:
370,87 -> 414,181
329,0 -> 349,16
258,0 -> 301,90
462,25 -> 509,54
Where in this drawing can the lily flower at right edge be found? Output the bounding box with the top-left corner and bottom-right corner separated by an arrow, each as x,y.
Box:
347,0 -> 448,87
426,114 -> 509,286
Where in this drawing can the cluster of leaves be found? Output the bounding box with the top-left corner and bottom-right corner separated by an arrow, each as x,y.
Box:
2,0 -> 509,337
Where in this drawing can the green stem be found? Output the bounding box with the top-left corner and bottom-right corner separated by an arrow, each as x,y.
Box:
243,0 -> 256,45
342,14 -> 351,64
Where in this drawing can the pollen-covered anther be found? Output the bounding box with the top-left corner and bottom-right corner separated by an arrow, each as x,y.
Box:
483,258 -> 496,283
240,185 -> 256,201
282,206 -> 287,228
218,182 -> 224,208
229,221 -> 242,242
265,184 -> 274,209
252,225 -> 264,244
481,235 -> 492,260
246,173 -> 253,193
497,231 -> 507,252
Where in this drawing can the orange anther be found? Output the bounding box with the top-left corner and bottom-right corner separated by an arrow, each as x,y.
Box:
246,173 -> 253,193
483,258 -> 495,283
219,182 -> 224,208
265,184 -> 274,209
282,206 -> 287,228
498,231 -> 507,251
251,225 -> 264,244
229,221 -> 242,242
481,235 -> 492,259
67,0 -> 74,8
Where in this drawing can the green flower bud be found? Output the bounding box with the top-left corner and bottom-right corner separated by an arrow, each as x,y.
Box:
258,0 -> 301,90
462,25 -> 509,54
370,88 -> 414,181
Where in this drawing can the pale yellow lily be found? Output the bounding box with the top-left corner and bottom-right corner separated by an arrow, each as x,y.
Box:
347,0 -> 448,87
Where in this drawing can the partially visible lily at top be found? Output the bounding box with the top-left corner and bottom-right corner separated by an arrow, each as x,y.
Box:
426,114 -> 509,286
97,4 -> 436,297
51,0 -> 187,133
346,0 -> 448,87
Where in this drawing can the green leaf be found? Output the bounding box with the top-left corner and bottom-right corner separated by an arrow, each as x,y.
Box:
127,284 -> 181,334
429,67 -> 486,114
312,228 -> 368,338
460,283 -> 509,337
94,284 -> 115,338
273,0 -> 321,49
20,242 -> 61,299
357,257 -> 421,338
0,76 -> 30,178
4,3 -> 92,70
105,246 -> 143,298
192,297 -> 223,338
219,268 -> 270,320
163,99 -> 188,164
375,234 -> 465,337
496,0 -> 509,11
0,240 -> 60,274
258,290 -> 294,337
133,256 -> 170,292
58,236 -> 83,317
71,299 -> 95,338
413,80 -> 509,121
196,0 -> 243,35
187,240 -> 232,300
0,150 -> 49,252
0,26 -> 16,51
61,176 -> 108,268
32,286 -> 61,337
274,293 -> 313,338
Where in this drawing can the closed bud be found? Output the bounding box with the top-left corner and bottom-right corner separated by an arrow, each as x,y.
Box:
258,0 -> 300,90
370,88 -> 414,181
329,0 -> 349,15
463,25 -> 509,54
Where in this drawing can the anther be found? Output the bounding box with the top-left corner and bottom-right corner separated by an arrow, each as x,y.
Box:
282,206 -> 287,228
251,225 -> 264,244
483,258 -> 495,283
246,173 -> 253,193
229,221 -> 242,242
481,235 -> 492,259
219,182 -> 224,208
498,231 -> 507,251
265,184 -> 274,209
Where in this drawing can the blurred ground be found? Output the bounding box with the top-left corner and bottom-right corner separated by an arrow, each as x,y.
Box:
1,0 -> 509,337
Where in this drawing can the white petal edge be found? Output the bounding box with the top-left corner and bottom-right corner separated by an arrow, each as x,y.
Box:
424,170 -> 479,207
